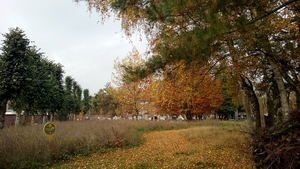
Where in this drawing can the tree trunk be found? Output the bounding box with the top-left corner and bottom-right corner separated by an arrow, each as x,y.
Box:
254,19 -> 290,120
0,100 -> 7,129
241,77 -> 261,130
21,113 -> 27,125
234,109 -> 238,120
266,78 -> 281,126
258,97 -> 266,129
295,89 -> 300,109
38,115 -> 42,123
251,4 -> 290,120
15,113 -> 20,126
185,110 -> 192,121
42,115 -> 46,123
50,113 -> 54,122
31,115 -> 34,125
266,55 -> 289,121
243,92 -> 254,131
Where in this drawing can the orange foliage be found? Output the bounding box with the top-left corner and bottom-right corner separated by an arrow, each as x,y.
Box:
154,61 -> 223,115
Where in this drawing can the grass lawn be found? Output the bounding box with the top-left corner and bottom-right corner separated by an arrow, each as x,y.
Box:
49,120 -> 253,169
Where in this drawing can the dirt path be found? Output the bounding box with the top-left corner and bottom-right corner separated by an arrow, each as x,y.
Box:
52,127 -> 253,169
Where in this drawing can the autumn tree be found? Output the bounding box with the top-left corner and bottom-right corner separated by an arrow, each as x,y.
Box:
154,61 -> 223,120
221,1 -> 300,126
81,0 -> 300,129
112,48 -> 153,116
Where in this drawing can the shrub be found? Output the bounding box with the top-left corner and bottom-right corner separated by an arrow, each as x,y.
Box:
252,111 -> 300,169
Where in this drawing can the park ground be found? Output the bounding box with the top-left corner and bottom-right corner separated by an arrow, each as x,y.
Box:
49,122 -> 254,169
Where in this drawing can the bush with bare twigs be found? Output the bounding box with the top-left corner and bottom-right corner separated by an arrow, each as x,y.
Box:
252,109 -> 300,169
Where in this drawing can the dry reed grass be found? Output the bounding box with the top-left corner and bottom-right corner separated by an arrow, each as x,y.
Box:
0,120 -> 191,169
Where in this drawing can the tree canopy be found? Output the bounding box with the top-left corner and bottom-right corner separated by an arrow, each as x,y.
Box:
80,0 -> 300,129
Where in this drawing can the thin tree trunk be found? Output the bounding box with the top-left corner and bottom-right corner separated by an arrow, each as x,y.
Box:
0,100 -> 7,129
31,115 -> 34,125
243,92 -> 253,131
39,115 -> 42,124
21,113 -> 26,125
50,113 -> 54,122
42,115 -> 46,123
15,113 -> 20,126
259,97 -> 266,129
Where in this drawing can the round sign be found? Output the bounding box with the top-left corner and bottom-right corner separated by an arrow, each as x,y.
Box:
43,122 -> 56,135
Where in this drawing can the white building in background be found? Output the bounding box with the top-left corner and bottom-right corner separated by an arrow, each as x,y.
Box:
5,103 -> 17,115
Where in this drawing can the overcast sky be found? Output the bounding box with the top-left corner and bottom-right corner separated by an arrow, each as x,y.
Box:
0,0 -> 147,95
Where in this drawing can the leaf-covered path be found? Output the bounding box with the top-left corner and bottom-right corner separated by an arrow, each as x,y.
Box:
52,126 -> 253,169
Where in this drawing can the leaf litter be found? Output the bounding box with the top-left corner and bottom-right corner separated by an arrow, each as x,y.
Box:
50,125 -> 253,169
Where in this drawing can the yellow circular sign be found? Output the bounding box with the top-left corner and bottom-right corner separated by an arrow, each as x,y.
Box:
43,122 -> 56,142
44,122 -> 56,135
